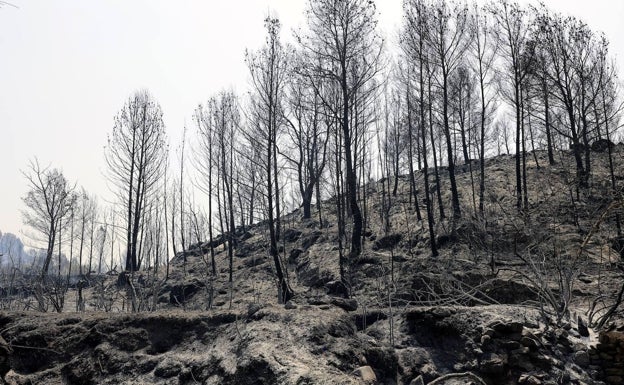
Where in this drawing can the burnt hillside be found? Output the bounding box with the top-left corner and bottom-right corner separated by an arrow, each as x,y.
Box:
1,146 -> 624,385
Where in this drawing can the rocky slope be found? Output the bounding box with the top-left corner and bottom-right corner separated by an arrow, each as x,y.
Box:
1,146 -> 624,385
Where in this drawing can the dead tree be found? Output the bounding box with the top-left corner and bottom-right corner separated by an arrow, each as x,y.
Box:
299,0 -> 383,267
403,0 -> 438,256
194,102 -> 218,276
247,17 -> 294,303
427,0 -> 472,220
105,90 -> 168,272
21,159 -> 76,279
470,4 -> 499,215
535,10 -> 607,188
489,0 -> 534,209
283,61 -> 330,221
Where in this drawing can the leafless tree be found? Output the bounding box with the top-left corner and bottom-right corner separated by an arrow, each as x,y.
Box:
489,0 -> 535,209
534,10 -> 608,188
105,90 -> 168,272
299,0 -> 384,271
403,0 -> 438,256
213,91 -> 239,286
427,0 -> 472,220
283,57 -> 331,220
74,190 -> 98,276
194,102 -> 218,276
469,4 -> 499,214
247,17 -> 294,303
21,159 -> 76,279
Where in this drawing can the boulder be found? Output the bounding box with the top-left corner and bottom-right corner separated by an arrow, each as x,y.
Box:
351,366 -> 377,383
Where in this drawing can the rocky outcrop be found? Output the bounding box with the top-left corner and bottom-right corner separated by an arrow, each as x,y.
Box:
590,331 -> 624,384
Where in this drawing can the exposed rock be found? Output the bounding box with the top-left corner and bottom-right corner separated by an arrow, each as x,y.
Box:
351,366 -> 377,383
409,375 -> 425,385
4,369 -> 30,385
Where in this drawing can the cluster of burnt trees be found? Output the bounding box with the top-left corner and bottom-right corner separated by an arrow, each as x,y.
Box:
21,160 -> 111,280
21,0 -> 622,304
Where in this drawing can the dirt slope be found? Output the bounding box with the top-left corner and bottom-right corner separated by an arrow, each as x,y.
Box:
1,147 -> 624,384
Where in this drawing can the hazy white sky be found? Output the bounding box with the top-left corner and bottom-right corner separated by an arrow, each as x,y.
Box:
0,0 -> 622,238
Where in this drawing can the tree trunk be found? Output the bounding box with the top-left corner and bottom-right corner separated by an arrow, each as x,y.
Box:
514,76 -> 523,211
442,69 -> 461,220
420,55 -> 438,257
407,88 -> 422,220
342,75 -> 363,262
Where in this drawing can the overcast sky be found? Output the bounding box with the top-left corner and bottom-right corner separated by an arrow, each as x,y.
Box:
0,0 -> 622,240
